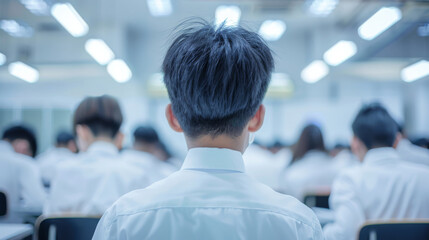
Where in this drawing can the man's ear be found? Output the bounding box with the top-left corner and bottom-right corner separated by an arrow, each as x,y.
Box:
165,104 -> 183,133
76,125 -> 90,141
393,132 -> 402,149
248,105 -> 265,132
114,131 -> 124,150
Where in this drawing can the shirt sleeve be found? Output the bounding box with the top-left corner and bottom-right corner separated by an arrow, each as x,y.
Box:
92,206 -> 117,240
323,171 -> 366,240
19,160 -> 46,210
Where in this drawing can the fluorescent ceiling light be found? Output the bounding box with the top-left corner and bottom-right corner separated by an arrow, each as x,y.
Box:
301,60 -> 329,83
51,3 -> 88,37
215,5 -> 241,27
0,20 -> 33,37
0,53 -> 6,66
308,0 -> 338,16
85,39 -> 115,65
147,0 -> 172,16
107,59 -> 132,83
20,0 -> 50,15
401,60 -> 429,82
358,7 -> 402,41
259,20 -> 286,41
323,40 -> 357,66
8,61 -> 39,83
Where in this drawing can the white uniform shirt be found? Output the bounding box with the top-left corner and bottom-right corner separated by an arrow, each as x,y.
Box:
37,147 -> 76,185
0,140 -> 46,222
121,149 -> 177,183
243,144 -> 291,191
396,139 -> 429,166
280,151 -> 338,201
92,147 -> 324,240
324,147 -> 429,240
44,141 -> 149,216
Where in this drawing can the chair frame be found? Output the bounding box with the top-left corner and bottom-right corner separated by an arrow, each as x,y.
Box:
35,215 -> 101,240
357,219 -> 429,240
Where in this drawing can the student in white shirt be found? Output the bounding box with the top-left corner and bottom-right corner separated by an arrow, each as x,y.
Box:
93,20 -> 323,239
37,131 -> 77,186
243,142 -> 290,191
121,126 -> 177,183
0,126 -> 46,223
280,124 -> 339,201
2,125 -> 38,158
324,103 -> 429,240
44,95 -> 149,216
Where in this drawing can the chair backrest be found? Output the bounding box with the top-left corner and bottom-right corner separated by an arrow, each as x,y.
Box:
303,194 -> 330,209
358,221 -> 429,240
0,191 -> 7,216
36,216 -> 100,240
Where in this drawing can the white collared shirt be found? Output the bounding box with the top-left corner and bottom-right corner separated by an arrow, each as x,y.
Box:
0,140 -> 46,222
396,139 -> 429,166
93,147 -> 323,240
324,147 -> 429,240
37,147 -> 76,185
280,151 -> 338,201
121,149 -> 177,183
44,141 -> 149,216
243,144 -> 291,191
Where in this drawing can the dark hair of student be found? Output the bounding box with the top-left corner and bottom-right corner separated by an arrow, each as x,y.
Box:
352,103 -> 398,149
73,95 -> 123,138
2,125 -> 38,157
291,124 -> 327,164
134,126 -> 172,159
56,131 -> 75,146
162,19 -> 274,138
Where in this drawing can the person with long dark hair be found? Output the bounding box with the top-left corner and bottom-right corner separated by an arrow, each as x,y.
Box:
279,123 -> 340,201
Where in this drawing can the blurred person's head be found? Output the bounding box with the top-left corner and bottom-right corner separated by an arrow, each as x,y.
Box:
291,124 -> 326,163
133,126 -> 171,161
2,125 -> 37,157
56,131 -> 78,153
351,103 -> 398,161
329,143 -> 350,157
162,20 -> 274,153
73,95 -> 124,152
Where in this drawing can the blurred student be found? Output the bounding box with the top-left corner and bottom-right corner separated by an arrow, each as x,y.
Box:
324,103 -> 429,240
395,125 -> 429,166
280,124 -> 339,201
37,131 -> 78,186
2,125 -> 37,158
121,126 -> 177,183
0,126 -> 46,222
243,141 -> 290,191
330,143 -> 359,169
93,21 -> 323,239
44,95 -> 148,215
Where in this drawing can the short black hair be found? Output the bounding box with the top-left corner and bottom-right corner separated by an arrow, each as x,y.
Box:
352,103 -> 398,149
162,20 -> 274,138
133,126 -> 159,144
56,131 -> 75,146
2,125 -> 38,157
73,95 -> 123,138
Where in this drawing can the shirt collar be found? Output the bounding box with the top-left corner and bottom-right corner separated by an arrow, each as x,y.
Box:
86,141 -> 118,156
363,147 -> 400,165
181,147 -> 245,173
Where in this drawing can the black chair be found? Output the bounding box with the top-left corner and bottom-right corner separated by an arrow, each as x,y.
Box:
36,216 -> 101,240
358,221 -> 429,240
303,194 -> 330,209
0,191 -> 7,216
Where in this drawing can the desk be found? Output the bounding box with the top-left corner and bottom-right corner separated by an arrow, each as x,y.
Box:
0,224 -> 33,240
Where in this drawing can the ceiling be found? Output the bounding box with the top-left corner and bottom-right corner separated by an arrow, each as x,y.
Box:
0,0 -> 428,89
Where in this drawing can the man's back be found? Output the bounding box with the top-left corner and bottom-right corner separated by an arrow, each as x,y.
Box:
324,147 -> 429,240
44,142 -> 149,216
0,140 -> 46,222
93,148 -> 323,239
